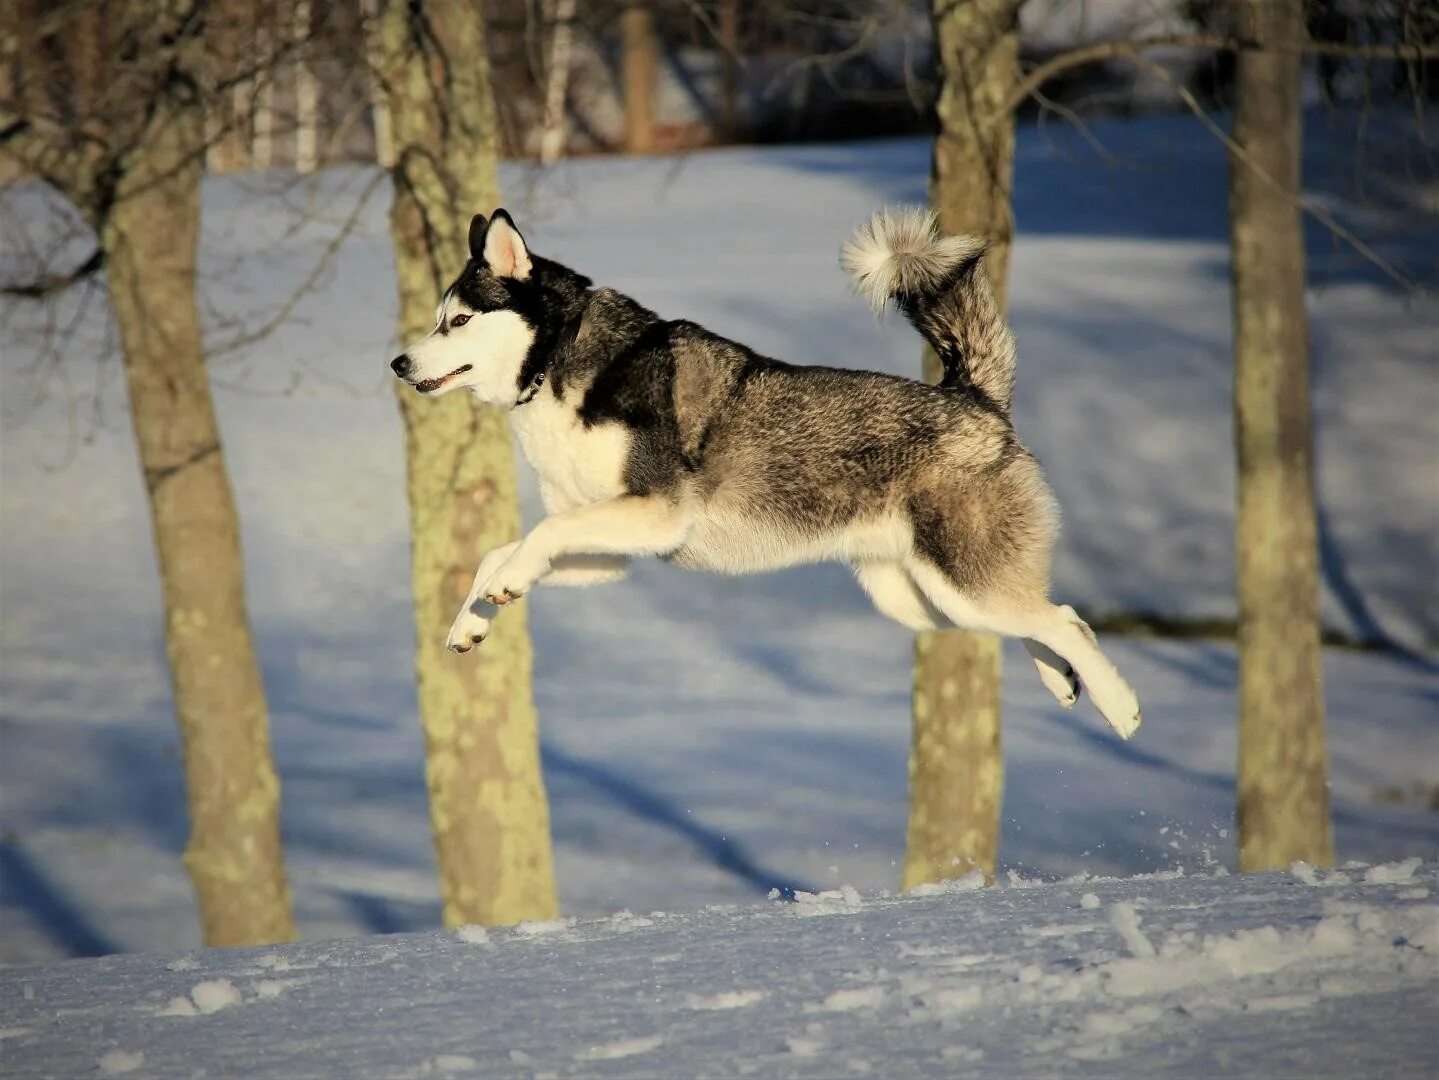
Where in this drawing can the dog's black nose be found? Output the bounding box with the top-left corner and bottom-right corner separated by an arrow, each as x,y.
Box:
390,355 -> 411,377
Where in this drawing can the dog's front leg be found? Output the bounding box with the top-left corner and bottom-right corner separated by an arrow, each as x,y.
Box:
481,496 -> 692,605
446,541 -> 520,652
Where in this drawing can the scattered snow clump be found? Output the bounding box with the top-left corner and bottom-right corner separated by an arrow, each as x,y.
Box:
1080,893 -> 1101,910
1364,858 -> 1422,885
578,1035 -> 663,1060
685,989 -> 767,1010
513,919 -> 573,938
1108,902 -> 1156,958
191,979 -> 243,1014
815,986 -> 888,1013
908,871 -> 985,898
455,925 -> 490,946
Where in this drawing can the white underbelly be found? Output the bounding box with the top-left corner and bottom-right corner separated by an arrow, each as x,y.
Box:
669,509 -> 911,574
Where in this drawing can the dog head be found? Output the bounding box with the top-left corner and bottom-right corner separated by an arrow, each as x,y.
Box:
390,210 -> 543,407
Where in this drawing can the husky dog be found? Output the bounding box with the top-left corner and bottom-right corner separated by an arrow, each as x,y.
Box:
391,208 -> 1141,739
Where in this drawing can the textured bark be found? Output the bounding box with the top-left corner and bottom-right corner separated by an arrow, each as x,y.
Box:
1228,0 -> 1333,871
293,0 -> 318,174
903,0 -> 1021,891
205,0 -> 255,173
621,4 -> 657,153
369,0 -> 558,927
100,12 -> 295,946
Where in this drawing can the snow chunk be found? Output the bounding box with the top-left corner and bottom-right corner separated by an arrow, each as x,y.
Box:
784,1036 -> 825,1057
815,985 -> 888,1013
191,979 -> 243,1014
98,1050 -> 145,1074
164,957 -> 199,972
455,925 -> 490,946
792,886 -> 863,916
1364,858 -> 1422,885
156,996 -> 198,1018
908,871 -> 985,898
1290,861 -> 1320,885
1108,902 -> 1156,958
578,1035 -> 662,1061
685,989 -> 767,1011
1080,893 -> 1101,910
253,979 -> 298,1000
513,919 -> 573,938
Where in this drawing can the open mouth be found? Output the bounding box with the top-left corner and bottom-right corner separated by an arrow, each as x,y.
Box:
414,365 -> 473,393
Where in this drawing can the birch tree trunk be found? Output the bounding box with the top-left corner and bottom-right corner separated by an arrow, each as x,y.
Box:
903,0 -> 1021,891
538,0 -> 577,166
206,0 -> 254,174
368,0 -> 558,927
1228,0 -> 1333,871
622,4 -> 657,153
100,12 -> 295,946
293,0 -> 318,174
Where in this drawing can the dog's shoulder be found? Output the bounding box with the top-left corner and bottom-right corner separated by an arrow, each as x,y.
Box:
668,323 -> 754,459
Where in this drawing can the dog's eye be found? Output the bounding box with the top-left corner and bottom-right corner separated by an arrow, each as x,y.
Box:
450,314 -> 471,328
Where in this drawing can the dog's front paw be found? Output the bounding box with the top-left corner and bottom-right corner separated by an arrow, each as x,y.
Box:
480,555 -> 546,606
445,607 -> 492,653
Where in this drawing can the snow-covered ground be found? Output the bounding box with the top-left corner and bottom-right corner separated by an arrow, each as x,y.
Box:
2,113 -> 1437,968
2,861 -> 1436,1077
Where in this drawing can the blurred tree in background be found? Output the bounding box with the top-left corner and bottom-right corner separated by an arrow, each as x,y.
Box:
903,0 -> 1020,891
365,0 -> 559,928
1226,0 -> 1333,871
0,0 -> 296,947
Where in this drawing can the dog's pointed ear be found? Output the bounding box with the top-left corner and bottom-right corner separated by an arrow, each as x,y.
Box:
481,209 -> 532,281
468,214 -> 489,261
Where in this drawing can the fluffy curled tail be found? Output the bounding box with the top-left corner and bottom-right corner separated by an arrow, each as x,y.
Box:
841,206 -> 1016,414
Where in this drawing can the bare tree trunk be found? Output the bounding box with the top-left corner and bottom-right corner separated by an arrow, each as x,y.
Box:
622,4 -> 657,153
1228,0 -> 1333,871
102,42 -> 295,946
903,0 -> 1021,891
538,0 -> 577,166
206,0 -> 254,173
368,0 -> 558,927
358,0 -> 394,168
293,0 -> 318,174
253,17 -> 275,169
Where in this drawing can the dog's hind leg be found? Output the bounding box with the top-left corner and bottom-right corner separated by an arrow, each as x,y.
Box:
854,561 -> 944,631
1023,639 -> 1081,709
906,560 -> 1139,739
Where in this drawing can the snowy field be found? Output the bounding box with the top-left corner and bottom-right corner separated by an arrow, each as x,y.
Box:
2,113 -> 1438,970
2,861 -> 1436,1077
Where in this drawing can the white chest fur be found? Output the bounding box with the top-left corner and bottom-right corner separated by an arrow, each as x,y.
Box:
509,389 -> 632,511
